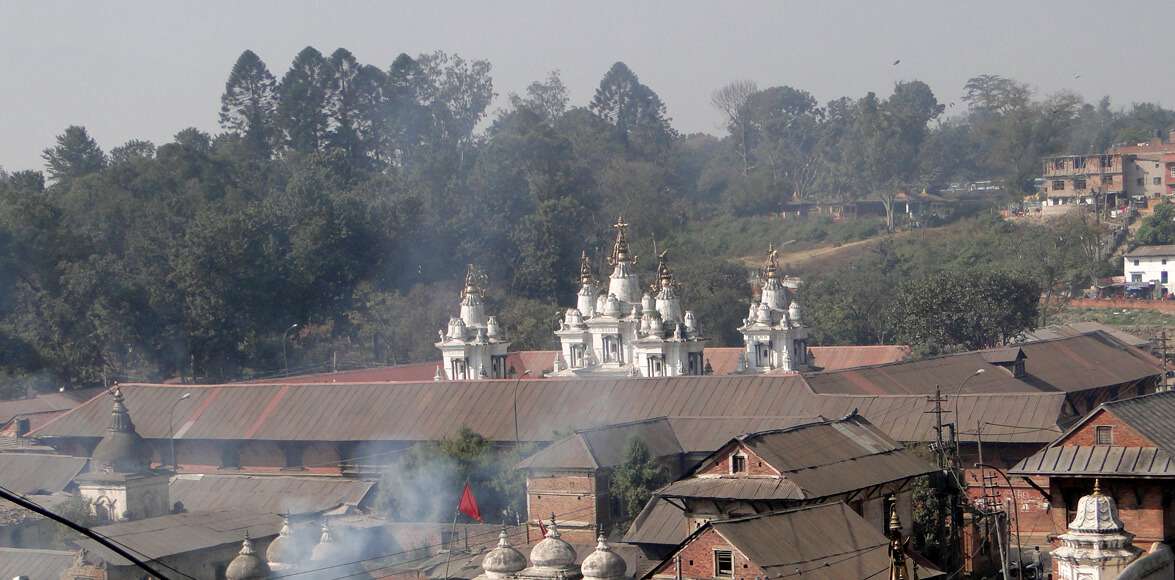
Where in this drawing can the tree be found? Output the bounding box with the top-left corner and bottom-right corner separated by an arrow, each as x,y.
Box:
1136,203 -> 1175,245
590,62 -> 676,157
510,70 -> 569,124
219,50 -> 278,157
42,126 -> 106,182
711,80 -> 758,176
277,46 -> 332,154
893,270 -> 1040,353
745,85 -> 824,204
324,48 -> 366,167
109,139 -> 156,165
609,437 -> 668,528
418,51 -> 496,162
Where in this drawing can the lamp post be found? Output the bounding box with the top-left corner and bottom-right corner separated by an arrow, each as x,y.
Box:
514,370 -> 532,446
975,462 -> 1024,578
951,369 -> 986,463
281,323 -> 299,376
168,393 -> 191,470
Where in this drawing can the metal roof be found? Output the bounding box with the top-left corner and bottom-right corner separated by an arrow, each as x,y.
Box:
1019,322 -> 1151,348
1125,244 -> 1175,258
658,416 -> 935,501
169,474 -> 376,514
0,388 -> 103,424
703,346 -> 909,376
804,333 -> 1160,396
1098,390 -> 1175,455
32,376 -> 1071,446
77,510 -> 282,566
1010,445 -> 1175,478
623,497 -> 688,546
643,503 -> 902,580
0,453 -> 87,494
517,416 -> 817,471
0,547 -> 76,580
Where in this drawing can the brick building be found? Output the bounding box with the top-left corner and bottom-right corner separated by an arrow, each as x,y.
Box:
641,502 -> 942,580
1041,153 -> 1126,208
625,415 -> 935,562
1012,390 -> 1175,553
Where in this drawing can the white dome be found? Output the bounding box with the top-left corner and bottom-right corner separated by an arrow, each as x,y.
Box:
529,520 -> 577,569
1069,482 -> 1125,533
788,300 -> 802,325
226,536 -> 270,580
482,529 -> 527,576
641,293 -> 655,311
581,535 -> 627,580
604,295 -> 622,317
266,517 -> 298,569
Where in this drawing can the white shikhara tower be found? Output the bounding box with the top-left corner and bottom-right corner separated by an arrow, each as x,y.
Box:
436,264 -> 511,380
738,245 -> 809,373
555,217 -> 706,377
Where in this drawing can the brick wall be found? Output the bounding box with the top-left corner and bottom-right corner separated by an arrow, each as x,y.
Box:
526,471 -> 601,542
1057,410 -> 1155,448
649,527 -> 765,580
697,444 -> 779,477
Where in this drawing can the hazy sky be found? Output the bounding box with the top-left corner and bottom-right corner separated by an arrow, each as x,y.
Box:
2,0 -> 1172,171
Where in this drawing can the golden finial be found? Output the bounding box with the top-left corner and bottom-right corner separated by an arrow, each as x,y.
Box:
461,264 -> 487,299
650,249 -> 676,293
579,251 -> 596,286
608,216 -> 636,266
1092,478 -> 1101,496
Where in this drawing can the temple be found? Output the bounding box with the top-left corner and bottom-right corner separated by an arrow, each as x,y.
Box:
554,217 -> 706,377
436,264 -> 511,380
736,244 -> 809,373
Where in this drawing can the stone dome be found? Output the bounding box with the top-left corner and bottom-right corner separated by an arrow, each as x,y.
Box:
226,536 -> 270,580
788,300 -> 802,325
581,535 -> 626,580
1069,481 -> 1125,532
603,295 -> 622,317
266,516 -> 298,569
529,518 -> 577,569
755,302 -> 772,324
641,293 -> 655,311
311,522 -> 344,563
90,387 -> 152,474
482,529 -> 527,576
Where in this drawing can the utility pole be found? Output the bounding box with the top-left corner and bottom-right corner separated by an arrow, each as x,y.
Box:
1161,331 -> 1169,392
926,386 -> 950,469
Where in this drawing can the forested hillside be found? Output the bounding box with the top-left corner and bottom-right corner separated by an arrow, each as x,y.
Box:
0,47 -> 1164,395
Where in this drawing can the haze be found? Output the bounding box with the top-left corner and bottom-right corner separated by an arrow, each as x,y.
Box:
1,0 -> 1169,171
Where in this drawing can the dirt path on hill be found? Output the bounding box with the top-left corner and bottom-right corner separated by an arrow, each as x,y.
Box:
738,226 -> 948,269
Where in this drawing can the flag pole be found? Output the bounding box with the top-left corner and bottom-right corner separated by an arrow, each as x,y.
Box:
442,480 -> 466,580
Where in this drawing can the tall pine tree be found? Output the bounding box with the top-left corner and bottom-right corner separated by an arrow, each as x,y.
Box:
590,62 -> 676,157
277,46 -> 331,154
219,50 -> 278,157
42,126 -> 106,182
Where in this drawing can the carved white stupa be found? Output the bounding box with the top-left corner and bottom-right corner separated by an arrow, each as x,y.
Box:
436,264 -> 512,380
737,244 -> 809,373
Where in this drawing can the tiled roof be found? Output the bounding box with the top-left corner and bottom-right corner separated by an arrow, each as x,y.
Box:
77,510 -> 282,566
1126,245 -> 1175,258
1019,322 -> 1150,348
624,497 -> 688,546
1100,390 -> 1175,454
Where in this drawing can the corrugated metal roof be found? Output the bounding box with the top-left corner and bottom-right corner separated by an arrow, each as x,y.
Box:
0,548 -> 76,580
169,474 -> 376,514
1020,322 -> 1150,348
659,416 -> 935,501
0,453 -> 87,494
33,376 -> 1071,446
0,388 -> 103,424
624,497 -> 688,546
805,333 -> 1160,396
1125,244 -> 1175,257
647,503 -> 896,580
77,510 -> 282,566
1099,390 -> 1175,455
1010,445 -> 1175,478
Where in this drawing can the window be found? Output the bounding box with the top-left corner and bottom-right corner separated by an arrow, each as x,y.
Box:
281,443 -> 304,470
731,453 -> 747,474
1135,259 -> 1141,266
1164,259 -> 1168,265
647,355 -> 664,377
1053,159 -> 1065,170
1095,425 -> 1113,446
1073,157 -> 1086,169
1074,179 -> 1087,190
1164,271 -> 1169,284
569,344 -> 585,368
491,355 -> 507,378
1132,272 -> 1143,282
450,358 -> 468,380
1101,155 -> 1114,168
1051,180 -> 1065,190
688,352 -> 703,375
1138,177 -> 1145,186
714,550 -> 733,577
1103,175 -> 1113,184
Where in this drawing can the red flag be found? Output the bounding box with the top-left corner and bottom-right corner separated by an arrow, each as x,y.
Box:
458,482 -> 482,522
537,518 -> 548,536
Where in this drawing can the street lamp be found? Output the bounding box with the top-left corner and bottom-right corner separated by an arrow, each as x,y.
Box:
168,393 -> 191,470
281,323 -> 300,376
514,370 -> 532,445
951,368 -> 986,471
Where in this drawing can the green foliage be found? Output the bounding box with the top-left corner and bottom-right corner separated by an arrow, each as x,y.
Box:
893,270 -> 1040,353
911,474 -> 954,567
41,126 -> 106,182
1136,203 -> 1175,245
608,437 -> 668,530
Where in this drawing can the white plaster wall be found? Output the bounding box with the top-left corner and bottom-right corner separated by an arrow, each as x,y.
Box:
1124,254 -> 1175,293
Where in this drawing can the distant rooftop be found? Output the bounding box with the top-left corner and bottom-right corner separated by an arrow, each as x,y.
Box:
1126,244 -> 1175,258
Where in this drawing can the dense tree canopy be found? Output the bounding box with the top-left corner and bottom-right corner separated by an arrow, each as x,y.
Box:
0,48 -> 1159,393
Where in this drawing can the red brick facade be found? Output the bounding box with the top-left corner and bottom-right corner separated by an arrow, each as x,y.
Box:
1057,409 -> 1155,448
696,443 -> 779,477
649,528 -> 765,580
526,472 -> 606,544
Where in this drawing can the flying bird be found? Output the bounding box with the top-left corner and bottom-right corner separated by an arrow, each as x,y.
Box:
1073,73 -> 1081,79
892,59 -> 901,66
